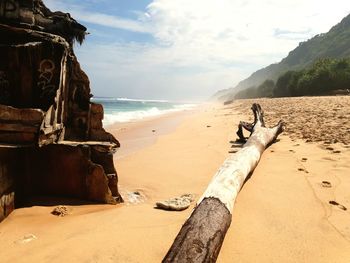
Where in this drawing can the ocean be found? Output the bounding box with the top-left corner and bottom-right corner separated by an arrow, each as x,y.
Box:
91,97 -> 196,126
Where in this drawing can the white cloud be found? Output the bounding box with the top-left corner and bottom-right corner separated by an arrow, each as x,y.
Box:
76,41 -> 247,100
73,11 -> 152,33
146,0 -> 349,64
45,0 -> 151,33
48,0 -> 350,100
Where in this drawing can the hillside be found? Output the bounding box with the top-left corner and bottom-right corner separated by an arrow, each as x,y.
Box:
215,13 -> 350,101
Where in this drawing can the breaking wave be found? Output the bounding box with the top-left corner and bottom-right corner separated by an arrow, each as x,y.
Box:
103,104 -> 196,126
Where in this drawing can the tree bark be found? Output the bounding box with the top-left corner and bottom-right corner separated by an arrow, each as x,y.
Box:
163,103 -> 284,263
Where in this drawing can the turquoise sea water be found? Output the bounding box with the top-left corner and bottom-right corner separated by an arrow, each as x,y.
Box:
91,97 -> 196,126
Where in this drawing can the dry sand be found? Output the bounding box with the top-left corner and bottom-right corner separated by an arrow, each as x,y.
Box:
0,96 -> 349,262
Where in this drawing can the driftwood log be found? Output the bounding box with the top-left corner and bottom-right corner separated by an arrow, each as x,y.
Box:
163,103 -> 284,262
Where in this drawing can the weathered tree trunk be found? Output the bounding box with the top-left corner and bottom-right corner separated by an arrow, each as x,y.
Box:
163,103 -> 284,263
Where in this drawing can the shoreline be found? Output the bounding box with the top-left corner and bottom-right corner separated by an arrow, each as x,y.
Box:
0,97 -> 349,262
106,107 -> 198,159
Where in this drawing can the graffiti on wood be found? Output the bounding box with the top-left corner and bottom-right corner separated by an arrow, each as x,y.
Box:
0,0 -> 19,19
37,59 -> 57,100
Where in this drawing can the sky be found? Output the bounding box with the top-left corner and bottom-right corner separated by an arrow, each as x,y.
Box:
45,0 -> 350,102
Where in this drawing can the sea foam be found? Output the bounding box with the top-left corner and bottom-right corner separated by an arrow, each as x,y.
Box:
94,98 -> 196,126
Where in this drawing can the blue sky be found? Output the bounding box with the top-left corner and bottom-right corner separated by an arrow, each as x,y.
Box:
46,0 -> 350,101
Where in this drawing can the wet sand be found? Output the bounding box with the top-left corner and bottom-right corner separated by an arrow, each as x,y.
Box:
0,96 -> 349,262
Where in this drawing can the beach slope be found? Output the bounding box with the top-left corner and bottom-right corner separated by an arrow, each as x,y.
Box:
0,97 -> 349,262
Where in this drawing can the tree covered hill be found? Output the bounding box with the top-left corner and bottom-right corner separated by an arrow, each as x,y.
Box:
214,13 -> 350,101
234,58 -> 350,99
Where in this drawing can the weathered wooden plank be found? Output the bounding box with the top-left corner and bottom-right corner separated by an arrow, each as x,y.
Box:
0,192 -> 15,222
0,123 -> 38,133
0,104 -> 44,124
89,129 -> 120,147
0,131 -> 36,144
0,23 -> 70,49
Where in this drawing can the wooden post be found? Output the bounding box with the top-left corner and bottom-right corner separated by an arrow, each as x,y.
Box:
163,103 -> 284,263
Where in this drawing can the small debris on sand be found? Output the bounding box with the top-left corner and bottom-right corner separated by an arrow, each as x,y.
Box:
51,206 -> 69,217
155,194 -> 195,211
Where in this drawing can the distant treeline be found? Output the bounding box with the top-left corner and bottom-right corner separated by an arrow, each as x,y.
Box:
235,58 -> 350,99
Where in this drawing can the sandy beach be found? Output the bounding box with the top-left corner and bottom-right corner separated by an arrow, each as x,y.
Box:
0,96 -> 350,262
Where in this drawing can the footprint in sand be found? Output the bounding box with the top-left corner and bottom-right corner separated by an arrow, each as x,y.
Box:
329,201 -> 347,211
321,181 -> 332,188
298,168 -> 309,174
301,157 -> 307,162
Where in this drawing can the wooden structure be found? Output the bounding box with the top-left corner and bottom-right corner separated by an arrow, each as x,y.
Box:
163,103 -> 284,262
0,0 -> 122,222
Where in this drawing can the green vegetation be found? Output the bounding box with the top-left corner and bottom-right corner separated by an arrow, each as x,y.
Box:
234,58 -> 350,99
213,13 -> 350,101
